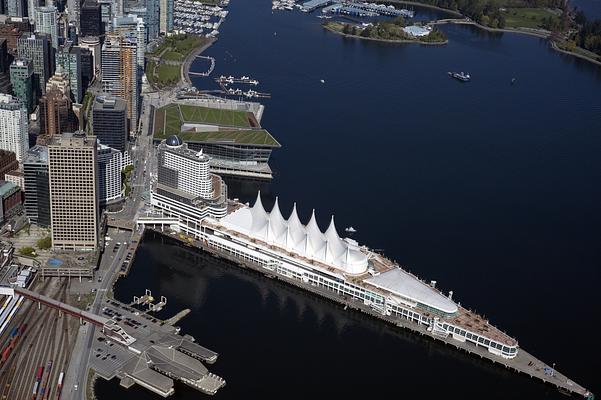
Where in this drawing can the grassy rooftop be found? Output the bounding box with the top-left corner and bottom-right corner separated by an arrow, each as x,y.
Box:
156,103 -> 255,136
155,128 -> 280,147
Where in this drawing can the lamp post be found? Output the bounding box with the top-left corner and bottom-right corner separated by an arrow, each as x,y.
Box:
551,362 -> 556,377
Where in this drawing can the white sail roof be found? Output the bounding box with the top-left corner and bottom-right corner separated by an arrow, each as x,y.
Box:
221,193 -> 368,274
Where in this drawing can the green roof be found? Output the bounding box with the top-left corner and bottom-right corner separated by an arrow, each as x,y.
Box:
156,129 -> 280,147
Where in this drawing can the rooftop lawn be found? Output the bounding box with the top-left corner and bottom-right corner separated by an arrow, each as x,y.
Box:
155,129 -> 280,147
156,103 -> 254,133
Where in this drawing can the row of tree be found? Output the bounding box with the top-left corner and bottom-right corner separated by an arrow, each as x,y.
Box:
573,13 -> 601,56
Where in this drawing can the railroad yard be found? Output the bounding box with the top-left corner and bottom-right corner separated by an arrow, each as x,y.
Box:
0,278 -> 78,400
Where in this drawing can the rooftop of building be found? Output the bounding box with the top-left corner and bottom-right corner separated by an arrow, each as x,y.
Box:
49,132 -> 96,147
93,95 -> 126,111
24,145 -> 48,164
157,128 -> 280,147
0,181 -> 19,197
159,137 -> 210,162
154,103 -> 260,135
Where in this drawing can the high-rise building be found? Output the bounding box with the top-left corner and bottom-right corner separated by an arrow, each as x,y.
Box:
0,149 -> 19,180
159,0 -> 173,34
0,93 -> 29,162
34,6 -> 59,50
48,131 -> 98,251
0,39 -> 9,74
97,143 -> 129,205
38,67 -> 77,139
23,144 -> 50,227
150,135 -> 227,235
98,0 -> 114,33
113,14 -> 145,70
66,0 -> 81,28
79,47 -> 93,92
17,32 -> 51,97
144,0 -> 160,41
56,41 -> 83,102
0,18 -> 32,53
9,59 -> 34,113
101,34 -> 139,133
6,0 -> 26,17
80,0 -> 103,37
79,36 -> 101,77
92,96 -> 128,151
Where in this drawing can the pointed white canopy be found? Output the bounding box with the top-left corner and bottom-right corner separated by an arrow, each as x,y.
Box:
221,195 -> 368,274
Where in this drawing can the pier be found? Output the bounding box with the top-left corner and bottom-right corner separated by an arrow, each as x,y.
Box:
188,55 -> 216,77
143,228 -> 593,399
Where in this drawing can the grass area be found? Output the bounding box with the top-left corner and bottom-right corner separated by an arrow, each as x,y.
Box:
36,236 -> 51,250
155,103 -> 253,136
155,129 -> 281,146
324,20 -> 446,43
503,7 -> 559,29
162,51 -> 184,61
156,64 -> 181,85
19,246 -> 37,257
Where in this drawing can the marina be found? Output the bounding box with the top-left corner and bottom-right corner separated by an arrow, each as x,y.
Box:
173,0 -> 229,36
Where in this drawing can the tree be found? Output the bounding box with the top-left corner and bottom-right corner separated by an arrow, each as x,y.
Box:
19,246 -> 36,257
342,24 -> 352,34
37,236 -> 52,250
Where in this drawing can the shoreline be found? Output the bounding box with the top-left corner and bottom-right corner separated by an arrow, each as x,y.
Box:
374,0 -> 601,66
322,24 -> 448,45
181,37 -> 217,86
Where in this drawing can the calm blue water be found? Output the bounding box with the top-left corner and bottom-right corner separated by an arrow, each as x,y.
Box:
96,0 -> 601,399
572,0 -> 601,18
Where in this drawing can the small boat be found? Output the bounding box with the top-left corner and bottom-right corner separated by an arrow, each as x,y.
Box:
320,79 -> 325,83
511,77 -> 516,85
345,226 -> 357,233
448,71 -> 471,82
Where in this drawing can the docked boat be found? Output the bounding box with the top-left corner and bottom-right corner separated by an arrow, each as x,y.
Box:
448,71 -> 471,82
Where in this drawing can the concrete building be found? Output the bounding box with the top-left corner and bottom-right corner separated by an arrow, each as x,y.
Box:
113,14 -> 145,71
0,150 -> 18,180
97,143 -> 129,205
38,67 -> 77,138
17,32 -> 51,97
150,135 -> 227,236
48,132 -> 98,251
159,0 -> 173,33
80,0 -> 103,37
101,34 -> 139,133
92,96 -> 128,151
0,18 -> 31,53
0,93 -> 29,162
55,41 -> 83,103
0,181 -> 23,225
23,144 -> 50,227
9,59 -> 34,113
34,6 -> 59,50
5,170 -> 24,190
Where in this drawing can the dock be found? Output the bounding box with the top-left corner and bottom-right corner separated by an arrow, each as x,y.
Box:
188,55 -> 216,77
151,229 -> 593,399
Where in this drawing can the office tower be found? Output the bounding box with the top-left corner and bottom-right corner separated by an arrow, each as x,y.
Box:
79,36 -> 101,77
38,67 -> 77,138
79,47 -> 93,92
101,34 -> 139,133
17,32 -> 51,96
0,93 -> 29,162
0,181 -> 23,225
92,96 -> 127,151
7,0 -> 26,17
159,0 -> 172,34
10,59 -> 34,113
34,6 -> 59,50
0,149 -> 19,180
98,0 -> 114,33
23,144 -> 50,226
0,18 -> 32,53
97,143 -> 127,205
56,41 -> 83,102
80,0 -> 103,37
144,0 -> 159,41
66,0 -> 80,28
48,131 -> 98,250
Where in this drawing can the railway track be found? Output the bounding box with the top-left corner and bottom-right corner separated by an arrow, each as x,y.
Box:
0,279 -> 75,400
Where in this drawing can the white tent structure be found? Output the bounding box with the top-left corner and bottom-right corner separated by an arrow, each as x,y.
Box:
221,193 -> 369,275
